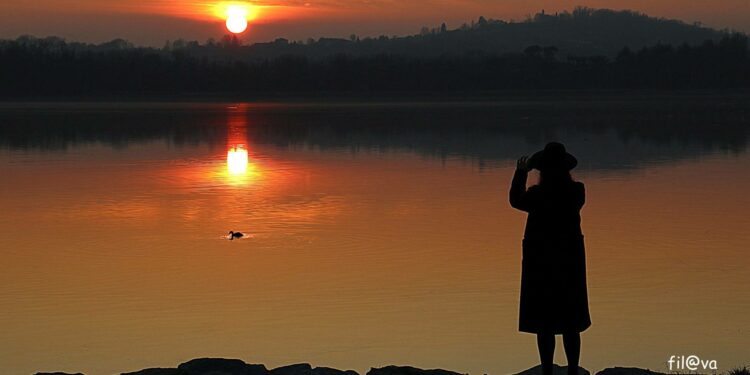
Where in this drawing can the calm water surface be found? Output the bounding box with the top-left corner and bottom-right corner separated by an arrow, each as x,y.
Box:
1,98 -> 749,375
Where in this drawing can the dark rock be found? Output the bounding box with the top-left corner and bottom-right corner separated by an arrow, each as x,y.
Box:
121,369 -> 188,375
178,358 -> 268,375
313,367 -> 359,375
595,368 -> 667,375
367,365 -> 464,375
269,363 -> 359,375
271,364 -> 314,375
514,365 -> 590,375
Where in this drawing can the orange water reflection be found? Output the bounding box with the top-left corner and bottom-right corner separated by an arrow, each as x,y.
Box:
227,145 -> 249,175
2,145 -> 750,375
1,105 -> 750,375
223,105 -> 258,185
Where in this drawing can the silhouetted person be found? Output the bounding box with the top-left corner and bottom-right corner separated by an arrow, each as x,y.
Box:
509,142 -> 591,375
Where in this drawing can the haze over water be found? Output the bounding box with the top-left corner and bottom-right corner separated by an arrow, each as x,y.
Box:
1,97 -> 749,375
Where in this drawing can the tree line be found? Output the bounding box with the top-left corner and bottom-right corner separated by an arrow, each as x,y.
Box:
0,33 -> 747,97
167,8 -> 725,60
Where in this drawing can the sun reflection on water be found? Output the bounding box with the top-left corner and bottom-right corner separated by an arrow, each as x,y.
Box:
222,104 -> 260,185
227,144 -> 249,175
224,143 -> 258,184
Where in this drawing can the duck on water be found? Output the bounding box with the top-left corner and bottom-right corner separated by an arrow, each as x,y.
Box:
228,231 -> 244,240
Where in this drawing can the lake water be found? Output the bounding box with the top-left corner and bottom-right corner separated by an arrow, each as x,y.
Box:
1,97 -> 749,375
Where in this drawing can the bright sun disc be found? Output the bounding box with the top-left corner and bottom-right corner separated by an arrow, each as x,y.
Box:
225,5 -> 248,33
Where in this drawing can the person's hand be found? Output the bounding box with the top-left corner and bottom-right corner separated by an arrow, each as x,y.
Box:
516,156 -> 531,172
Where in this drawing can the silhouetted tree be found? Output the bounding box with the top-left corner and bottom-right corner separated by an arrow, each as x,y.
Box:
524,45 -> 543,58
543,46 -> 559,60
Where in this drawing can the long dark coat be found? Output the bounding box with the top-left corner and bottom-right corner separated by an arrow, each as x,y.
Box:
509,169 -> 591,334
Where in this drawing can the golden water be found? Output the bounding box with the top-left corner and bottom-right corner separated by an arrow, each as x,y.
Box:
1,100 -> 748,375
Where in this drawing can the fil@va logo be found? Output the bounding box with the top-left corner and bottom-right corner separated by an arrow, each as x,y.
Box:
668,355 -> 718,371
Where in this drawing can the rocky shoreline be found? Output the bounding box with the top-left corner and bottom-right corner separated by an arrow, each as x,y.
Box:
35,358 -> 678,375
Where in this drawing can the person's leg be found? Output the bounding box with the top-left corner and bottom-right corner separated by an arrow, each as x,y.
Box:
537,333 -> 555,375
562,332 -> 581,375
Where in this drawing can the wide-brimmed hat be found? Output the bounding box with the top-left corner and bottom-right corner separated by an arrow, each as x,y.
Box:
528,142 -> 577,171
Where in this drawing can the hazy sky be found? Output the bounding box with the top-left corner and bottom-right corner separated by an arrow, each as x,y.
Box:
0,0 -> 748,46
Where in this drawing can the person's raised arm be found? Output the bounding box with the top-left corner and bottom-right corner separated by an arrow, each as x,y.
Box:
509,156 -> 533,212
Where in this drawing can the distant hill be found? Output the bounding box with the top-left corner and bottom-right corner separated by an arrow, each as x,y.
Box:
1,7 -> 747,96
3,7 -> 732,61
178,7 -> 729,60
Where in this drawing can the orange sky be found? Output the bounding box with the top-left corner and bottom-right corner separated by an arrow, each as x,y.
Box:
0,0 -> 747,46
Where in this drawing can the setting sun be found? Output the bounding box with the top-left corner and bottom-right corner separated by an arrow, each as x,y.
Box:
223,3 -> 251,34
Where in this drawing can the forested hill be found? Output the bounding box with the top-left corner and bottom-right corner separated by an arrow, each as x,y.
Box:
1,7 -> 747,96
186,7 -> 727,60
2,7 -> 729,61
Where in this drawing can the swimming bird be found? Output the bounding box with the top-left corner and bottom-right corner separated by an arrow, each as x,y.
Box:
228,231 -> 244,240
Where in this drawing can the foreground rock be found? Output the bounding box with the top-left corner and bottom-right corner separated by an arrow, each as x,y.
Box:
121,358 -> 361,375
121,369 -> 188,375
39,359 -> 685,375
514,365 -> 590,375
272,363 -> 358,375
595,368 -> 667,375
514,365 -> 670,375
367,366 -> 463,375
367,365 -> 464,375
177,358 -> 268,375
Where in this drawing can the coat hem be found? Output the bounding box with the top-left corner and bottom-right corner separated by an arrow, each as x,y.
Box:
519,322 -> 591,334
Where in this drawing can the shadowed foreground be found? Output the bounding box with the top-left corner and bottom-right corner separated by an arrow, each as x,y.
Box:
35,358 -> 750,375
